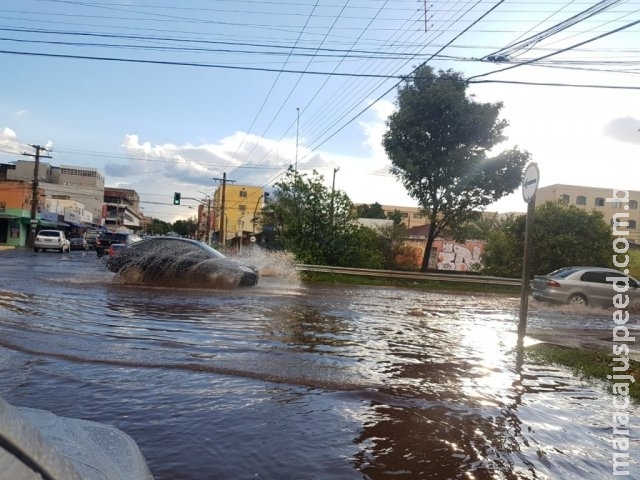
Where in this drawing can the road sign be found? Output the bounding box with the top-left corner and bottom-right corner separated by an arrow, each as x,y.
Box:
522,163 -> 540,203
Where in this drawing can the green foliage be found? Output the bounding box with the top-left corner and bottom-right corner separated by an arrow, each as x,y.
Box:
382,65 -> 530,271
386,209 -> 404,226
172,218 -> 198,238
356,202 -> 387,219
144,218 -> 172,235
370,222 -> 415,270
627,249 -> 640,278
482,201 -> 614,277
450,211 -> 502,242
263,167 -> 383,267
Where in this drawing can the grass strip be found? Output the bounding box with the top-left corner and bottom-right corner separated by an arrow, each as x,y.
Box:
300,271 -> 520,295
526,343 -> 640,402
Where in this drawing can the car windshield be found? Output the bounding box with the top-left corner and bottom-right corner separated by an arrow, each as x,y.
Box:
38,231 -> 60,237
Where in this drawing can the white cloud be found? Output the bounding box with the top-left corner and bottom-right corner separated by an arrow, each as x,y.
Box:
604,116 -> 640,145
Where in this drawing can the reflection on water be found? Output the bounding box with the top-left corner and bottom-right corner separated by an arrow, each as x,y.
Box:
0,250 -> 637,479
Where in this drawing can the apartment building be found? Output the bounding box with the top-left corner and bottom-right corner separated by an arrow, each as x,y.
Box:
212,184 -> 266,246
536,184 -> 640,243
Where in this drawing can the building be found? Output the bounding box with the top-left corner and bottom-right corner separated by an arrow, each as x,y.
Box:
103,187 -> 143,232
536,184 -> 640,243
2,161 -> 105,224
212,184 -> 266,248
0,161 -> 107,246
378,204 -> 429,229
0,160 -> 146,247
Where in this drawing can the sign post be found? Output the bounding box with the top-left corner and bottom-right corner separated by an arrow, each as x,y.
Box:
518,163 -> 539,346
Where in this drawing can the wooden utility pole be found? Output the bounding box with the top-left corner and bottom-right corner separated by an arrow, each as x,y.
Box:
212,173 -> 235,249
22,144 -> 52,248
205,198 -> 211,245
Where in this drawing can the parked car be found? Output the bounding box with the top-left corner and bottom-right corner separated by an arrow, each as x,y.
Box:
106,237 -> 259,287
34,229 -> 71,253
108,243 -> 126,257
69,237 -> 89,251
531,266 -> 640,307
84,229 -> 104,250
95,232 -> 142,258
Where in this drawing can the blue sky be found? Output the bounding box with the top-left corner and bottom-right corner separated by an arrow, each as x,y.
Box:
1,0 -> 639,222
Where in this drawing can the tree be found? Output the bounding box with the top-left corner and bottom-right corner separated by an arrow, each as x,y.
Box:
263,167 -> 382,267
482,201 -> 614,277
450,211 -> 503,243
356,202 -> 387,219
382,65 -> 530,272
144,218 -> 172,236
172,218 -> 198,238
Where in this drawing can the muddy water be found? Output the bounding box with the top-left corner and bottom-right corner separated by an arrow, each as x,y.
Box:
0,249 -> 637,479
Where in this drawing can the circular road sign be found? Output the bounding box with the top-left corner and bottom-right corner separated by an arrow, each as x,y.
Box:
522,163 -> 540,203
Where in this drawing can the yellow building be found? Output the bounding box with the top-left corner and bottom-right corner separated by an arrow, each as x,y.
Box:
378,204 -> 429,229
536,184 -> 640,243
212,184 -> 266,246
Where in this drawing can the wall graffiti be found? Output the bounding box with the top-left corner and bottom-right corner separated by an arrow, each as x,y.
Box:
434,240 -> 484,272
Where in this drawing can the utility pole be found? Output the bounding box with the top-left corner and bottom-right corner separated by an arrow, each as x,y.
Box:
295,107 -> 300,172
212,173 -> 235,249
205,198 -> 212,245
22,144 -> 52,248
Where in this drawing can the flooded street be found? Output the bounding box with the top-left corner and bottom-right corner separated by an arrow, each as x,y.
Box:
0,249 -> 637,479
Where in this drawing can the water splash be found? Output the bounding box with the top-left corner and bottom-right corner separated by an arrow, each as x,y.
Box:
236,247 -> 301,285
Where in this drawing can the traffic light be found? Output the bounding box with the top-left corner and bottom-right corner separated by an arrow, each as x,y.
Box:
173,192 -> 181,205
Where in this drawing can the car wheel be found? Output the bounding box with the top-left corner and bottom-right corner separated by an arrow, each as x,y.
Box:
568,293 -> 588,306
33,247 -> 38,252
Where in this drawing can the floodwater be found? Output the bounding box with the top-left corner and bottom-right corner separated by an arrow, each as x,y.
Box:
0,249 -> 637,479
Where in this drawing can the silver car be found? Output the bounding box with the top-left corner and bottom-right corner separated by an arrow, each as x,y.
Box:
531,266 -> 640,307
34,229 -> 71,253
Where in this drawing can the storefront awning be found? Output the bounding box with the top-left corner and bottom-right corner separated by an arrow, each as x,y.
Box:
39,220 -> 59,227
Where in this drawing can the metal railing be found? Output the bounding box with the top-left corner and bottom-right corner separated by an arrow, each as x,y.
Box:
295,264 -> 521,286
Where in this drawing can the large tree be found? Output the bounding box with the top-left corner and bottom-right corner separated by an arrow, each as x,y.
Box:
383,65 -> 530,271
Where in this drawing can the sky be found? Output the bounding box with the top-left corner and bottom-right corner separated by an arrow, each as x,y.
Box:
0,0 -> 639,222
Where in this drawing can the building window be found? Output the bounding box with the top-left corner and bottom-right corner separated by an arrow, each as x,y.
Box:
238,205 -> 246,214
559,194 -> 570,204
629,220 -> 637,229
612,202 -> 622,208
630,200 -> 638,209
595,197 -> 605,207
576,195 -> 586,205
239,190 -> 247,198
413,213 -> 423,219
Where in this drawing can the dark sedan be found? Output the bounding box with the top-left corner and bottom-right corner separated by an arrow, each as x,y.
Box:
106,237 -> 259,288
69,237 -> 89,251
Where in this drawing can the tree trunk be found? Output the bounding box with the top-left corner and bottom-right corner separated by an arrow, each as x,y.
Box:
420,224 -> 438,272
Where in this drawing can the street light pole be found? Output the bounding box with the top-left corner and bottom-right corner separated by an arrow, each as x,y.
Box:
330,167 -> 339,226
252,192 -> 269,234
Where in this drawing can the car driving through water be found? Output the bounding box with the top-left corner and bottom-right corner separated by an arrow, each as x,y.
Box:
105,236 -> 259,288
531,266 -> 640,307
